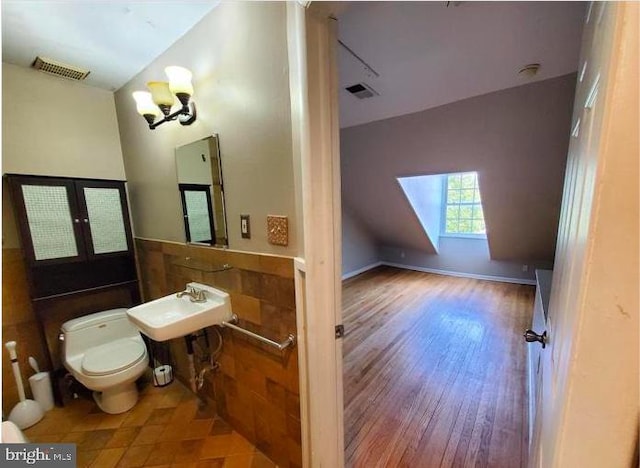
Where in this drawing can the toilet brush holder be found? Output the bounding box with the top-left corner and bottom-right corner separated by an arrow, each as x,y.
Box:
5,341 -> 44,429
29,371 -> 54,411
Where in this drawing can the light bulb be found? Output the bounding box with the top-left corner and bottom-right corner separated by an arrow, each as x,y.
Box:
147,81 -> 174,107
132,91 -> 159,116
165,66 -> 194,96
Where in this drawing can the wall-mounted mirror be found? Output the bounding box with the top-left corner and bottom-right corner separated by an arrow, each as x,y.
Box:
175,135 -> 228,247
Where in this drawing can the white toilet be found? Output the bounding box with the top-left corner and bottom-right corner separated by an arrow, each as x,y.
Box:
61,308 -> 149,414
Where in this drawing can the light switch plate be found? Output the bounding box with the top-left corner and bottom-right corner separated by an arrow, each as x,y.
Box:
267,215 -> 288,246
240,215 -> 251,239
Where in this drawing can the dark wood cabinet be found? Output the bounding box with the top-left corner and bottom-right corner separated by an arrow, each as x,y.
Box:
6,175 -> 141,405
7,175 -> 137,299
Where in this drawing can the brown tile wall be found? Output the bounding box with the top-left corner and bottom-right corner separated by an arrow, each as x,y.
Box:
135,238 -> 301,468
2,248 -> 49,414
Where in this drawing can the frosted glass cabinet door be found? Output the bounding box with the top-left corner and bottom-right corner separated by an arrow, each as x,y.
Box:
83,188 -> 128,254
184,190 -> 213,243
9,176 -> 133,265
78,182 -> 131,257
178,184 -> 215,244
20,183 -> 83,261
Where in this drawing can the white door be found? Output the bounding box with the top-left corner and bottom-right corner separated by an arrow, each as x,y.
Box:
526,271 -> 550,450
530,3 -> 639,467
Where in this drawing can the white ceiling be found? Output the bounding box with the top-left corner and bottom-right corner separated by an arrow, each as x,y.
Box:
338,1 -> 586,128
1,1 -> 220,91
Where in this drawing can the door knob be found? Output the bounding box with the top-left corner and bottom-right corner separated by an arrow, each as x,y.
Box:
524,329 -> 547,348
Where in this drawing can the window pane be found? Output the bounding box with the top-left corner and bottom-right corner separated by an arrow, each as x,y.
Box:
444,172 -> 486,237
461,173 -> 475,188
458,219 -> 472,233
460,189 -> 474,202
22,185 -> 78,260
459,205 -> 473,219
447,190 -> 461,203
185,191 -> 212,243
447,175 -> 462,190
472,204 -> 484,219
446,205 -> 460,220
472,219 -> 486,234
446,219 -> 458,233
84,188 -> 128,254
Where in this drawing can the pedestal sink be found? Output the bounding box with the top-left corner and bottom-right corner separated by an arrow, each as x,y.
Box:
126,282 -> 232,341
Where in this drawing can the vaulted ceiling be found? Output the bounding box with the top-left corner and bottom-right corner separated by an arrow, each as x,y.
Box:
339,2 -> 585,263
338,2 -> 586,128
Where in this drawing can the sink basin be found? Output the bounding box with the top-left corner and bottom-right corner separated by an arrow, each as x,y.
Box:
127,282 -> 232,341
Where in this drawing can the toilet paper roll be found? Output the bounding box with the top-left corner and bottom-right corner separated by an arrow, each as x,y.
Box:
28,372 -> 54,411
153,365 -> 173,387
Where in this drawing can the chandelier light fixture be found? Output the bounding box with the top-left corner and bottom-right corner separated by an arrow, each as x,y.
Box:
132,66 -> 197,130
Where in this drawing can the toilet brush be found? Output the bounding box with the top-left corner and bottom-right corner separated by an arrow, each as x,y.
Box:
5,341 -> 44,429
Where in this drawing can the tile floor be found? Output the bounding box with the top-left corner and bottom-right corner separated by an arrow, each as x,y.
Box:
23,379 -> 276,468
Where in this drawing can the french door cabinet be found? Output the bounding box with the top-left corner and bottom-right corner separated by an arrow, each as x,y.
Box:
7,175 -> 136,299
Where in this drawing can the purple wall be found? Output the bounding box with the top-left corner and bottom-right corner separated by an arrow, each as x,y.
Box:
341,73 -> 576,264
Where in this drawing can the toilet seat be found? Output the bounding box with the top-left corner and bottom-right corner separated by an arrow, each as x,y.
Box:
82,339 -> 146,376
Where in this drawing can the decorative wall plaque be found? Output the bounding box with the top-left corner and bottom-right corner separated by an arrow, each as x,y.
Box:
267,215 -> 288,246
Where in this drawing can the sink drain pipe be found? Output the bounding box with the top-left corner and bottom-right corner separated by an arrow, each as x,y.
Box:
184,334 -> 198,393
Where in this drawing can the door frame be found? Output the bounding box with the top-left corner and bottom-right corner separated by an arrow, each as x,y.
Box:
290,2 -> 639,467
287,2 -> 345,467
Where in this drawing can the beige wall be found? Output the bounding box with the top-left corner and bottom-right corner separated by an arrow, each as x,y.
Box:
341,74 -> 576,263
2,63 -> 126,413
2,63 -> 125,180
2,61 -> 127,269
342,204 -> 379,277
176,138 -> 213,186
115,2 -> 296,256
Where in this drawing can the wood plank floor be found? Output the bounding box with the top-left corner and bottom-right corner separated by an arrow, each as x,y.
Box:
342,267 -> 534,468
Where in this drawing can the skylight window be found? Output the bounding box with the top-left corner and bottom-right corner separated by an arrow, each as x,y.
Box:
443,172 -> 486,237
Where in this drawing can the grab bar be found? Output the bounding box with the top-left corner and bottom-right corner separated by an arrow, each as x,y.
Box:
222,314 -> 296,351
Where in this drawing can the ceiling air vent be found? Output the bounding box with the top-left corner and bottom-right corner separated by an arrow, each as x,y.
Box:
345,83 -> 379,99
32,56 -> 90,81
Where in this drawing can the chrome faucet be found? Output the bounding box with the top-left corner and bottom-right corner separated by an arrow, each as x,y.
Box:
177,286 -> 207,303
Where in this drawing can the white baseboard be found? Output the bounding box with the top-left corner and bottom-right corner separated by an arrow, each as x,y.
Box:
342,262 -> 383,280
381,261 -> 537,285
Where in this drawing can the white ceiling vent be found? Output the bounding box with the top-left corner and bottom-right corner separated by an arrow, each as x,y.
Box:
32,56 -> 90,81
345,83 -> 379,99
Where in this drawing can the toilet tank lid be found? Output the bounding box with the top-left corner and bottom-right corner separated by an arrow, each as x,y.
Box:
61,308 -> 130,333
